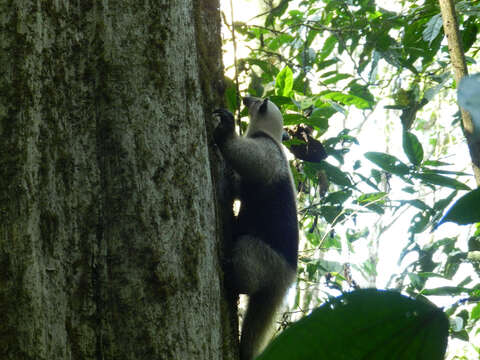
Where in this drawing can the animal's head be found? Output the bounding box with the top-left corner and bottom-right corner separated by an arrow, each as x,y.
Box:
243,97 -> 284,142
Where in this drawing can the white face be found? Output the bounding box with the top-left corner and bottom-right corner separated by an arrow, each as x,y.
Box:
243,97 -> 284,141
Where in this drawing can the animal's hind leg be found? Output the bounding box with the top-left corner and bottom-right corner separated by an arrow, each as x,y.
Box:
232,235 -> 296,360
231,235 -> 294,295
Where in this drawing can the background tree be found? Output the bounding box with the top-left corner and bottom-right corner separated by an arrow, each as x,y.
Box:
222,0 -> 480,357
0,1 -> 237,359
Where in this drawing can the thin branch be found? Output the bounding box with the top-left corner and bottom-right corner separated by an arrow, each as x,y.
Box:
438,0 -> 480,185
229,0 -> 242,134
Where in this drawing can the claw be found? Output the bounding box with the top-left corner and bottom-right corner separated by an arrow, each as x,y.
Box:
213,108 -> 234,121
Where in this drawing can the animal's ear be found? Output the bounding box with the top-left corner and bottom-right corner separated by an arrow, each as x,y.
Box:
259,98 -> 269,114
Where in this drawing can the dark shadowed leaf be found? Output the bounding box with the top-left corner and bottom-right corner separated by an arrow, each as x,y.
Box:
365,152 -> 410,176
257,289 -> 449,360
403,131 -> 424,165
413,173 -> 470,191
436,188 -> 480,228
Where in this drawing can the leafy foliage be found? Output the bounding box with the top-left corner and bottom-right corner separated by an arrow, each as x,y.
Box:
222,0 -> 480,357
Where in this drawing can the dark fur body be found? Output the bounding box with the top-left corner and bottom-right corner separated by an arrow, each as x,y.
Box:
236,131 -> 298,269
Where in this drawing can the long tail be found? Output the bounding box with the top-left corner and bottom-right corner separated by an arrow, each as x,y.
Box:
239,288 -> 287,360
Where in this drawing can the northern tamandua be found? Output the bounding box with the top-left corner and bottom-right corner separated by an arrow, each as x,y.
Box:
214,97 -> 299,360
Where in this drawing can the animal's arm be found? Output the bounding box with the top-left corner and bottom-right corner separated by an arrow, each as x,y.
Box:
214,109 -> 284,184
223,137 -> 285,183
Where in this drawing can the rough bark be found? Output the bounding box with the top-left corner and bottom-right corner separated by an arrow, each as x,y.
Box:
0,1 -> 235,359
438,0 -> 480,185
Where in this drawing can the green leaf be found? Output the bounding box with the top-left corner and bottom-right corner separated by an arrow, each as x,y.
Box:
403,16 -> 442,67
320,205 -> 344,224
275,66 -> 293,97
403,131 -> 424,166
357,192 -> 387,205
283,113 -> 306,126
268,95 -> 292,107
356,173 -> 380,191
265,0 -> 290,26
471,303 -> 480,320
319,35 -> 337,61
424,83 -> 445,102
257,289 -> 449,360
325,99 -> 347,115
365,152 -> 410,177
318,161 -> 352,187
413,173 -> 471,191
436,188 -> 480,227
443,253 -> 466,279
224,77 -> 238,112
401,199 -> 430,211
247,59 -> 279,79
307,108 -> 329,133
349,82 -> 375,109
462,19 -> 478,52
324,190 -> 352,205
421,286 -> 471,296
410,211 -> 431,234
433,191 -> 458,212
322,91 -> 371,110
365,203 -> 385,215
422,14 -> 443,44
423,160 -> 452,167
316,58 -> 339,71
268,33 -> 295,51
305,259 -> 343,280
322,73 -> 351,86
421,168 -> 471,176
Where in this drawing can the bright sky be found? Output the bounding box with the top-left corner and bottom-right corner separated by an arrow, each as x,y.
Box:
219,0 -> 479,356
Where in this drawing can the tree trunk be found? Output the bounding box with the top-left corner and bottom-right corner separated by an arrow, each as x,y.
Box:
0,1 -> 236,359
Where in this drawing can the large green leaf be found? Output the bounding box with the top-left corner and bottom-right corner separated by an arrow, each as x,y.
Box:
436,188 -> 480,227
257,289 -> 449,360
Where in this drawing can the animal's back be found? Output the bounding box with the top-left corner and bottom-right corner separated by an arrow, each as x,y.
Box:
237,131 -> 298,268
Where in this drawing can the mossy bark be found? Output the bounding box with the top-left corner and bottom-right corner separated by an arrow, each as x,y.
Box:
0,1 -> 235,359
